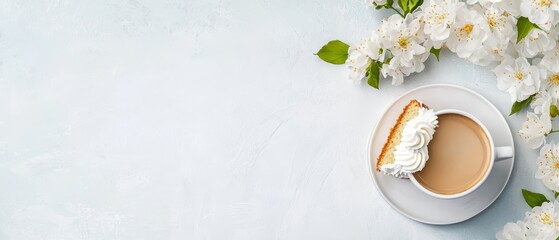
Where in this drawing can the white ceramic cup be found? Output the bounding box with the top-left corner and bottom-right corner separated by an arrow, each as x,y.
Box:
408,109 -> 513,199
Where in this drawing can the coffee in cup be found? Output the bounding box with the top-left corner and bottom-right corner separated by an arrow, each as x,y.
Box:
408,109 -> 513,199
412,113 -> 492,195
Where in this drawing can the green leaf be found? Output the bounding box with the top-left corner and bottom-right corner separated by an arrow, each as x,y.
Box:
522,189 -> 549,208
554,191 -> 559,198
316,40 -> 350,65
397,0 -> 421,15
516,17 -> 539,44
382,57 -> 393,66
430,47 -> 441,61
386,0 -> 394,7
408,0 -> 423,13
551,105 -> 559,118
366,61 -> 380,89
510,94 -> 535,116
398,0 -> 409,15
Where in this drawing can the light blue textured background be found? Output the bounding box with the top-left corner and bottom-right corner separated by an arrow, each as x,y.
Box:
0,0 -> 551,239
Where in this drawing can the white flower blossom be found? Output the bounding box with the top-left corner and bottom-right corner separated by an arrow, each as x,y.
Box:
468,5 -> 515,66
380,57 -> 406,85
534,58 -> 559,100
467,0 -> 502,6
520,0 -> 559,31
446,6 -> 488,58
376,14 -> 428,85
541,46 -> 559,73
494,57 -> 542,102
346,42 -> 371,83
524,201 -> 559,239
519,111 -> 552,149
470,37 -> 518,66
531,90 -> 554,115
368,0 -> 387,6
536,142 -> 559,192
381,53 -> 429,85
498,202 -> 559,240
546,73 -> 559,100
380,14 -> 426,67
516,28 -> 556,58
495,0 -> 521,16
497,221 -> 529,240
483,5 -> 515,46
419,0 -> 464,48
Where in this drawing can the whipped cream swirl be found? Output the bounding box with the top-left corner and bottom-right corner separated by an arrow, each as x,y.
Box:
381,107 -> 438,178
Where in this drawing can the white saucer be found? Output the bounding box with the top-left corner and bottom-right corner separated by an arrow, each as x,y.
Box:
368,84 -> 515,225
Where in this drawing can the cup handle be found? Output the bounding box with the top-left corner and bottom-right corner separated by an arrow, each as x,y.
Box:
495,146 -> 513,162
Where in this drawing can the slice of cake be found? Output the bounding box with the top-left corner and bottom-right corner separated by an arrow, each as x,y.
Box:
377,99 -> 438,178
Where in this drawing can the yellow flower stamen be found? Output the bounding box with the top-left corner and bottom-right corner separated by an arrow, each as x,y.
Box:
463,24 -> 474,36
435,13 -> 448,21
515,71 -> 524,80
488,18 -> 497,29
537,0 -> 552,7
549,73 -> 559,86
541,213 -> 553,225
398,37 -> 409,49
548,151 -> 559,170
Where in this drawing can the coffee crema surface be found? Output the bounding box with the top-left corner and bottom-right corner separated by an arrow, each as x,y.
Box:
413,113 -> 491,195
